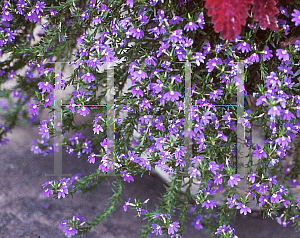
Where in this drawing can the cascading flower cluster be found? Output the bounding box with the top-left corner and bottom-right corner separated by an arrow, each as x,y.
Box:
0,0 -> 300,237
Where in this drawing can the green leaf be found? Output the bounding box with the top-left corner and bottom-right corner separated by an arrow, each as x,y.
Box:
294,69 -> 300,78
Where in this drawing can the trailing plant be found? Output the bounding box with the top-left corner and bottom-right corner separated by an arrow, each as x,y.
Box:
0,0 -> 300,237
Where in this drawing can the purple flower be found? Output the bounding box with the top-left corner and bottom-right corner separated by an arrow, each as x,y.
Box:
88,153 -> 96,163
82,139 -> 92,154
153,9 -> 166,27
268,106 -> 281,117
283,164 -> 294,174
276,49 -> 289,61
98,3 -> 109,12
228,174 -> 240,187
148,26 -> 160,39
279,185 -> 288,195
278,64 -> 293,74
16,0 -> 27,15
279,6 -> 289,18
283,76 -> 294,89
249,53 -> 259,63
282,24 -> 290,35
7,69 -> 16,81
2,11 -> 13,21
77,106 -> 90,117
170,15 -> 183,25
25,11 -> 40,23
38,81 -> 53,93
123,198 -> 131,211
196,12 -> 205,29
151,224 -> 162,235
169,74 -> 182,83
179,0 -> 192,6
206,58 -> 222,72
226,195 -> 237,208
259,195 -> 269,207
270,192 -> 282,203
212,44 -> 221,54
236,203 -> 251,215
275,136 -> 291,147
248,171 -> 256,183
215,224 -> 233,235
121,171 -> 134,183
291,9 -> 300,26
280,109 -> 295,121
252,144 -> 267,159
276,214 -> 290,227
50,8 -> 57,17
63,227 -> 78,236
288,178 -> 300,187
92,16 -> 102,25
194,52 -> 205,66
175,47 -> 186,61
290,215 -> 299,223
69,132 -> 84,146
82,72 -> 95,83
132,69 -> 148,82
29,103 -> 39,116
175,146 -> 186,159
170,30 -> 183,44
81,10 -> 89,20
295,40 -> 300,51
203,42 -> 211,54
210,89 -> 223,101
184,22 -> 198,31
216,131 -> 227,142
208,161 -> 219,175
181,37 -> 194,48
139,98 -> 152,112
222,109 -> 232,126
0,138 -> 9,146
132,86 -> 143,98
191,214 -> 204,230
87,58 -> 101,68
156,42 -> 170,59
268,175 -> 277,187
144,55 -> 157,66
213,172 -> 223,185
262,46 -> 273,61
33,1 -> 46,15
202,199 -> 217,209
154,121 -> 165,132
126,0 -> 133,8
58,220 -> 67,229
139,115 -> 153,125
42,188 -> 53,198
101,45 -> 117,63
188,167 -> 201,178
237,41 -> 251,53
131,28 -> 144,39
74,214 -> 86,222
58,184 -> 69,199
38,121 -> 49,139
163,91 -> 181,102
168,221 -> 180,235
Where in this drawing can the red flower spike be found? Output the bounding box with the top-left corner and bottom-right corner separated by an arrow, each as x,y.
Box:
252,0 -> 279,31
204,0 -> 253,42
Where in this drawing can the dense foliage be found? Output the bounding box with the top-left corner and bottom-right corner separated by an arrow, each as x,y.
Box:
0,0 -> 300,237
